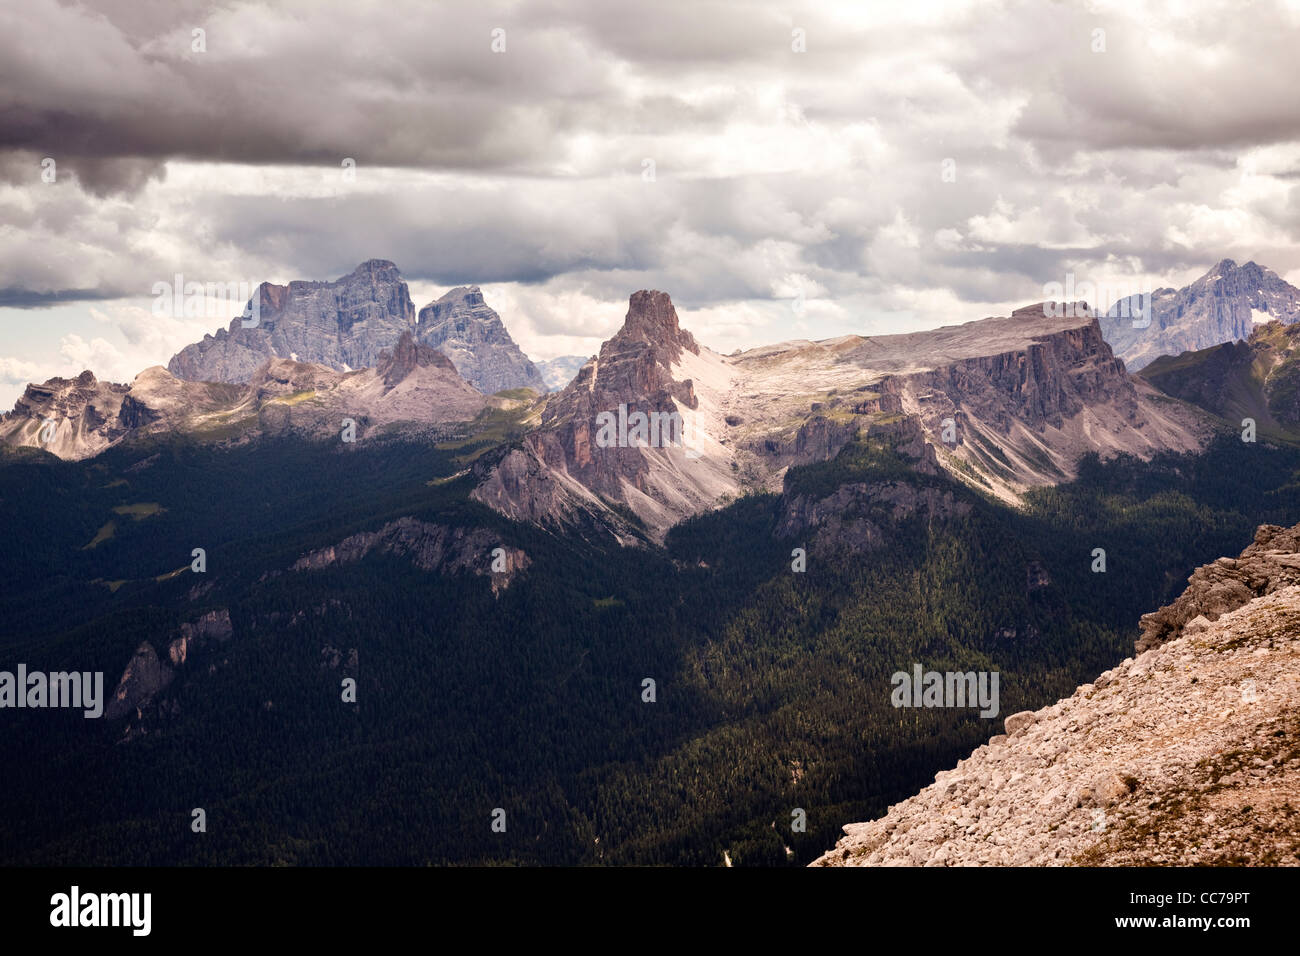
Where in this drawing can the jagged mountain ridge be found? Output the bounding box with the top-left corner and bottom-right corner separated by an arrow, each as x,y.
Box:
0,369 -> 243,461
166,261 -> 544,394
472,294 -> 1208,540
813,522 -> 1300,867
0,333 -> 487,459
417,286 -> 546,394
1100,259 -> 1300,372
167,259 -> 418,382
8,286 -> 1209,541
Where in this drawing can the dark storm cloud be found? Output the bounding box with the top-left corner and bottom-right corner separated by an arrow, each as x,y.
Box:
1,0 -> 1299,324
16,0 -> 1291,182
0,287 -> 120,307
195,179 -> 676,290
0,0 -> 613,178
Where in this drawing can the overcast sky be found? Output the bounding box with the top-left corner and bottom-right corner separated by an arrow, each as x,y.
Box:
3,0 -> 1300,408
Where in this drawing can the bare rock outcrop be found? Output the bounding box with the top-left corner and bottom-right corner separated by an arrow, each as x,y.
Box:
106,608 -> 234,721
0,371 -> 130,459
104,642 -> 175,721
775,419 -> 970,555
376,330 -> 459,388
778,481 -> 970,556
291,517 -> 529,592
812,525 -> 1300,867
1136,522 -> 1300,653
168,608 -> 233,666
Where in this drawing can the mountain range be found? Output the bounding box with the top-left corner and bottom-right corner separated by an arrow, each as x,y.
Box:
473,293 -> 1206,541
1100,258 -> 1300,371
166,260 -> 547,395
9,255 -> 1298,488
0,332 -> 491,460
4,255 -> 1300,867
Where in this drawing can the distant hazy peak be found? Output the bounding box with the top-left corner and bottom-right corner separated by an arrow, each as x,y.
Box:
1100,258 -> 1300,371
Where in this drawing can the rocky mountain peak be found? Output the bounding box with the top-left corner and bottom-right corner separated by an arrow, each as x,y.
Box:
616,290 -> 700,359
351,258 -> 402,277
416,285 -> 545,394
425,286 -> 486,315
1100,258 -> 1300,371
472,289 -> 733,542
377,331 -> 461,389
1191,258 -> 1269,290
166,262 -> 545,395
540,291 -> 703,432
448,285 -> 484,305
167,260 -> 418,383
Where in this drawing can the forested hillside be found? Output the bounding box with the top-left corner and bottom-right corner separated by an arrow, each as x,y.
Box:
1,428 -> 1295,865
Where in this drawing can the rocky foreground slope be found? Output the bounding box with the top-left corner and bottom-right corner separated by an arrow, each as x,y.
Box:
813,523 -> 1300,867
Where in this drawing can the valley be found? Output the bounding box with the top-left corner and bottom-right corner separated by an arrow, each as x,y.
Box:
3,259 -> 1299,867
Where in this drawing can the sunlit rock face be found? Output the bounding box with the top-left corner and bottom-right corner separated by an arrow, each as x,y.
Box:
1101,259 -> 1300,372
417,285 -> 546,395
167,259 -> 419,383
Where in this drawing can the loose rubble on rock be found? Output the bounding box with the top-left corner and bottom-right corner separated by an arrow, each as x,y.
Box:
812,524 -> 1300,866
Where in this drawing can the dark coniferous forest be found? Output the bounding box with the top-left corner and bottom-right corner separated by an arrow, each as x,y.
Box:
1,426 -> 1292,866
